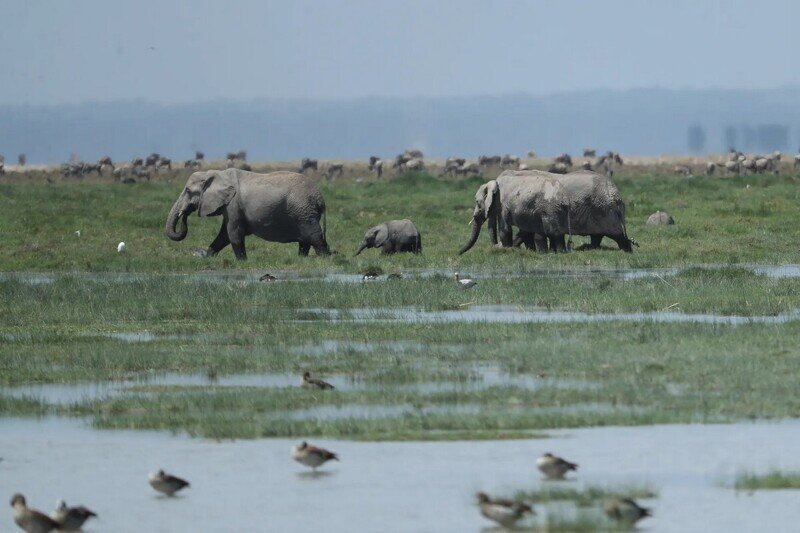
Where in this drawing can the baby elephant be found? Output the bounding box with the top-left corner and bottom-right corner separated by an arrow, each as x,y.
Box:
355,219 -> 422,255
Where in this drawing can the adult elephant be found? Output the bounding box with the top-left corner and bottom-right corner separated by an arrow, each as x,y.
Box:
354,219 -> 422,255
165,168 -> 330,259
459,170 -> 633,254
459,173 -> 570,254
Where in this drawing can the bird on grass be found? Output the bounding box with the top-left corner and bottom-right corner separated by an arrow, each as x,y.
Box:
292,441 -> 339,471
301,371 -> 335,390
10,493 -> 60,532
362,267 -> 381,282
52,499 -> 97,531
537,452 -> 579,480
148,469 -> 190,496
603,497 -> 652,525
259,273 -> 277,282
475,492 -> 533,528
387,272 -> 403,280
117,241 -> 126,253
454,272 -> 476,289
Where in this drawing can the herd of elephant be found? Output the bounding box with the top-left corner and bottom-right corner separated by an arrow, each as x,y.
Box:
164,167 -> 636,260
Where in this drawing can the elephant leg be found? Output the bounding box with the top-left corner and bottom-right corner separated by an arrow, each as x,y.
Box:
311,235 -> 330,256
206,221 -> 231,256
226,219 -> 247,260
498,213 -> 513,247
549,235 -> 567,252
533,234 -> 549,252
298,242 -> 311,256
589,234 -> 603,249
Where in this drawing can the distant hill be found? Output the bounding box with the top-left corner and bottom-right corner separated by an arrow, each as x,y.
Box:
1,88 -> 799,163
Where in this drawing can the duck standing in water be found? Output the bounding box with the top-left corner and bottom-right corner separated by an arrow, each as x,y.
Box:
536,452 -> 579,479
292,441 -> 339,471
475,492 -> 533,527
301,371 -> 335,390
10,494 -> 60,532
603,497 -> 652,525
51,500 -> 97,531
148,469 -> 190,496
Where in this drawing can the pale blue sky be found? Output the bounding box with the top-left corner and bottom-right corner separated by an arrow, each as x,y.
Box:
1,0 -> 798,105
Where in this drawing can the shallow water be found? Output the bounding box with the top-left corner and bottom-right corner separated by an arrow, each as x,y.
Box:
2,417 -> 800,532
2,263 -> 800,285
1,372 -> 313,406
302,305 -> 800,325
1,367 -> 595,406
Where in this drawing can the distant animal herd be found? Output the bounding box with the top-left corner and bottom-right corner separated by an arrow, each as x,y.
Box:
0,145 -> 792,259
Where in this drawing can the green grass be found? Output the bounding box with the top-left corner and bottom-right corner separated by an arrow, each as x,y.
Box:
734,470 -> 800,490
1,171 -> 799,271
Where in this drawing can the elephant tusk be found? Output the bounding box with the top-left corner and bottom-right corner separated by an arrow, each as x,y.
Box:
467,219 -> 473,226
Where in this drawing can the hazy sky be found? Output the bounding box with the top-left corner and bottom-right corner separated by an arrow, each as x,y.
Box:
2,0 -> 799,105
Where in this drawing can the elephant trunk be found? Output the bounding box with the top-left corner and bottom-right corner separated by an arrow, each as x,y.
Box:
459,214 -> 485,255
354,242 -> 368,256
165,198 -> 189,241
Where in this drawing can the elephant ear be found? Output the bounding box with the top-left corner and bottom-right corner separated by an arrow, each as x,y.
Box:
484,180 -> 499,218
373,225 -> 389,248
199,172 -> 236,217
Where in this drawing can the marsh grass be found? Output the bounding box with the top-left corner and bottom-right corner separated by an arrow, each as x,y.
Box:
3,170 -> 800,440
513,485 -> 657,507
733,470 -> 800,490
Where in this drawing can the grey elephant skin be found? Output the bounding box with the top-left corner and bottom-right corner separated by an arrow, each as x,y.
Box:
355,219 -> 422,255
165,169 -> 330,259
459,170 -> 633,254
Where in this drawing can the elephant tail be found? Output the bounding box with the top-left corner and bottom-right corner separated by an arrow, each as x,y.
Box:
616,204 -> 639,250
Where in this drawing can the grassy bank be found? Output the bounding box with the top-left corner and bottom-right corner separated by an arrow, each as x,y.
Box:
1,172 -> 798,271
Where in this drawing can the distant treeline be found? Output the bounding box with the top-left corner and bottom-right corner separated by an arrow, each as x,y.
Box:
1,88 -> 800,163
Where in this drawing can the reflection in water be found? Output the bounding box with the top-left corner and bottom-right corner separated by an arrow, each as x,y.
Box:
1,417 -> 800,532
301,306 -> 800,325
2,263 -> 800,285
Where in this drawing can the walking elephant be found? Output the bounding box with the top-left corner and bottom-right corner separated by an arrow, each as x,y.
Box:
355,219 -> 422,255
165,169 -> 330,259
459,170 -> 634,254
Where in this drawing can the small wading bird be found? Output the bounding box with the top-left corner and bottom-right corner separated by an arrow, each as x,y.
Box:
454,272 -> 476,289
301,371 -> 335,390
10,493 -> 60,532
148,469 -> 190,496
117,241 -> 126,253
292,441 -> 339,471
604,497 -> 652,525
537,452 -> 579,480
52,499 -> 97,531
259,273 -> 277,282
475,492 -> 533,528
